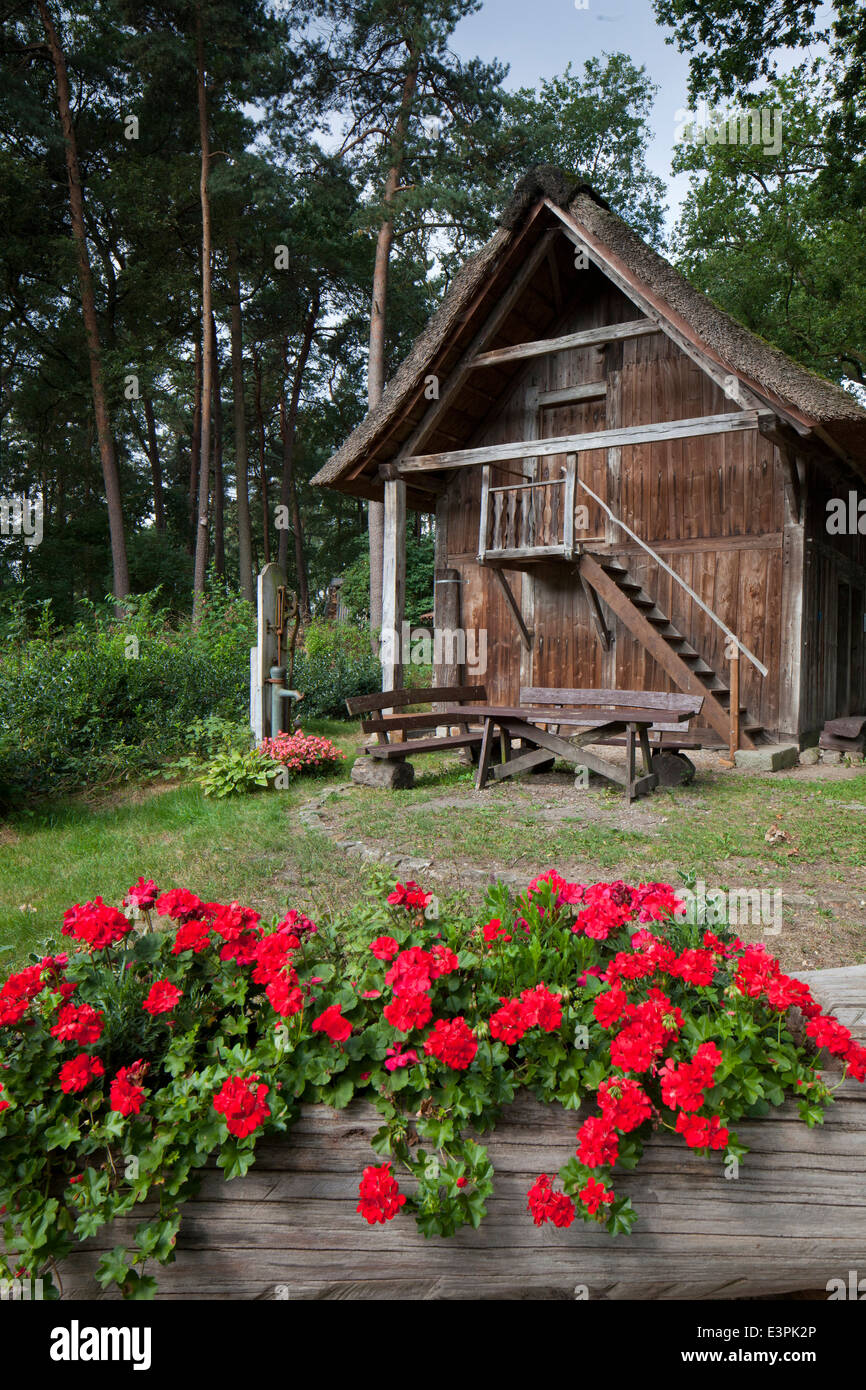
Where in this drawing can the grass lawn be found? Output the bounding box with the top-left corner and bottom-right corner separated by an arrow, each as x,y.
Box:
0,720 -> 367,966
313,748 -> 866,973
3,721 -> 866,975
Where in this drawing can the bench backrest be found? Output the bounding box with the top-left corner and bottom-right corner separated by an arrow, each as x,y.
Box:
519,686 -> 704,720
347,684 -> 488,737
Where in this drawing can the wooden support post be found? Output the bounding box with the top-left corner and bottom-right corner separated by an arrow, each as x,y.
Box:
562,454 -> 576,557
381,478 -> 406,697
729,651 -> 740,760
478,464 -> 491,561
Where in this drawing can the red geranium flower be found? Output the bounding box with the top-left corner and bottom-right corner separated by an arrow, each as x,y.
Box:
62,898 -> 132,950
213,1075 -> 271,1138
171,920 -> 212,955
527,1173 -> 576,1227
154,889 -> 205,923
356,1161 -> 406,1224
520,983 -> 563,1032
59,1054 -> 105,1095
430,944 -> 459,978
482,918 -> 511,945
579,1176 -> 615,1215
387,881 -> 432,911
369,935 -> 399,961
385,947 -> 434,997
384,1044 -> 419,1072
110,1062 -> 147,1117
125,877 -> 158,911
489,997 -> 531,1045
576,1114 -> 619,1167
142,980 -> 183,1016
266,976 -> 304,1017
50,1002 -> 104,1045
383,991 -> 432,1033
423,1016 -> 477,1070
311,1004 -> 352,1042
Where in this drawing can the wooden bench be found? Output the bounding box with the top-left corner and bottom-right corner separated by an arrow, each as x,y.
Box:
346,685 -> 488,761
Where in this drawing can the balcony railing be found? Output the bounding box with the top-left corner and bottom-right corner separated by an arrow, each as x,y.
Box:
478,457 -> 602,562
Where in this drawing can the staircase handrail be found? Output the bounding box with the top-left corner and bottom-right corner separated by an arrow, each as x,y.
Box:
572,462 -> 768,678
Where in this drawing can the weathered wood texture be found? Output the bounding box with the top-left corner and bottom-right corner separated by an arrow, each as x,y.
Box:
436,269 -> 811,736
56,968 -> 866,1301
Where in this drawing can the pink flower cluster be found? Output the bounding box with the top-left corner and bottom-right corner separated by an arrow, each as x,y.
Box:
259,731 -> 344,778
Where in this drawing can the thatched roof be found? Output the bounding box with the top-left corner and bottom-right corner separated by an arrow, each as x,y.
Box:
313,166 -> 866,492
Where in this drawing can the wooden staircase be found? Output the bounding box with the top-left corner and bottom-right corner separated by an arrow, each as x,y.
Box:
578,552 -> 761,749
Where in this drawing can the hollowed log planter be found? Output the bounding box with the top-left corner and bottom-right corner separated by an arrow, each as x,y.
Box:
59,967 -> 866,1301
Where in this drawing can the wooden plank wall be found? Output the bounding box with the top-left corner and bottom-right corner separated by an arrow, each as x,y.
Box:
437,268 -> 790,733
55,967 -> 866,1301
801,468 -> 866,729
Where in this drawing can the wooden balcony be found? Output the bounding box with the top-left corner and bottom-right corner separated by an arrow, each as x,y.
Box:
477,456 -> 602,565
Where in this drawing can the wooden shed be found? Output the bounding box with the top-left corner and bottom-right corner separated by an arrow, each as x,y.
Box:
313,168 -> 866,746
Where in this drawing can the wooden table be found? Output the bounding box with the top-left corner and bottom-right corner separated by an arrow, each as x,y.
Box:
439,704 -> 694,801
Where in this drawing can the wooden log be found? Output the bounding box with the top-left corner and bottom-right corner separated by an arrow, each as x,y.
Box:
52,969 -> 866,1302
399,411 -> 762,475
470,318 -> 659,368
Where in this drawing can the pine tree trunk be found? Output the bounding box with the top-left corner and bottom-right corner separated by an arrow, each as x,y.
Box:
367,50 -> 418,645
188,332 -> 202,555
278,291 -> 318,621
210,311 -> 225,577
252,343 -> 270,564
192,2 -> 214,619
143,396 -> 165,532
227,239 -> 254,602
37,0 -> 129,603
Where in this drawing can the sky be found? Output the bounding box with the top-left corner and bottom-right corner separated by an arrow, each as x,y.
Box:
449,0 -> 832,233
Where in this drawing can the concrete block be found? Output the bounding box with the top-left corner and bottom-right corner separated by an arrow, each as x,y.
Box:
733,743 -> 799,772
351,756 -> 415,789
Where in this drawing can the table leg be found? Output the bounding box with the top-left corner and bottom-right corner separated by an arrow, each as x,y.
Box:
476,718 -> 496,791
626,724 -> 637,803
638,725 -> 653,776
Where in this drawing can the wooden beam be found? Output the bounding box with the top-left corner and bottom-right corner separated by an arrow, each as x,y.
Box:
491,567 -> 533,651
381,478 -> 406,695
399,410 -> 763,474
394,229 -> 559,465
471,319 -> 658,370
537,382 -> 607,408
580,571 -> 612,651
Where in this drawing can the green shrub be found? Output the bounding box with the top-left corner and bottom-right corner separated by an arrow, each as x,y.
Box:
293,620 -> 381,719
0,582 -> 255,799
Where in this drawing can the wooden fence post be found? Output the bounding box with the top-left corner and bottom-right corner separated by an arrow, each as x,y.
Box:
381,476 -> 406,698
729,650 -> 740,760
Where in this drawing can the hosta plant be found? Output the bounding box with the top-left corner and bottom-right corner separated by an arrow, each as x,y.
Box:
0,870 -> 863,1299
